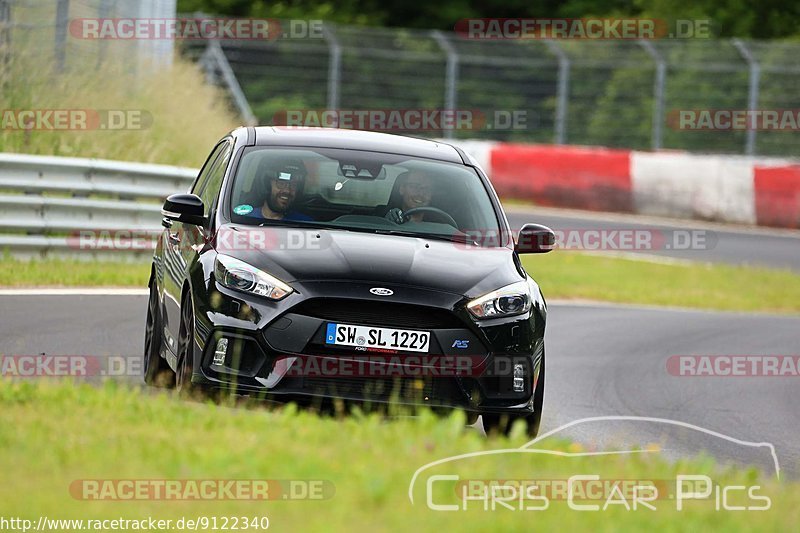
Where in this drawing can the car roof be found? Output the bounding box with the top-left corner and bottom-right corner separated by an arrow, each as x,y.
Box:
251,127 -> 465,164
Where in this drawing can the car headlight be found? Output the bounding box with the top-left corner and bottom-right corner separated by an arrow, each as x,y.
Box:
467,280 -> 532,319
214,254 -> 293,300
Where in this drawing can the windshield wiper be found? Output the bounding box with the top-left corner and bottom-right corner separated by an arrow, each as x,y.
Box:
257,220 -> 338,230
374,229 -> 478,245
251,222 -> 480,245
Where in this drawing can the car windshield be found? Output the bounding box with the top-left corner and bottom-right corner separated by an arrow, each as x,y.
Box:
227,146 -> 503,246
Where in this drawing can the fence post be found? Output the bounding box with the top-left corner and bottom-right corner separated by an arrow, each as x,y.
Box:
638,40 -> 666,151
544,40 -> 569,145
200,40 -> 257,125
150,0 -> 175,71
432,30 -> 459,140
95,0 -> 112,69
54,0 -> 69,73
0,0 -> 10,76
322,24 -> 341,112
733,39 -> 760,156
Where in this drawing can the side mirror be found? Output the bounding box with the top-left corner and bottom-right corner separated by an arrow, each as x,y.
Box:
515,223 -> 555,254
162,194 -> 205,226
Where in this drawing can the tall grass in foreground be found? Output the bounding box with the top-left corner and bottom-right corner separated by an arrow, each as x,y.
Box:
0,44 -> 238,166
0,380 -> 797,531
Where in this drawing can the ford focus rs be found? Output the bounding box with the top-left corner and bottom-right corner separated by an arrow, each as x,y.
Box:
143,127 -> 554,436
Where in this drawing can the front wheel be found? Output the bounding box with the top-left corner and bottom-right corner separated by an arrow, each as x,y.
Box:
482,353 -> 545,437
143,280 -> 174,387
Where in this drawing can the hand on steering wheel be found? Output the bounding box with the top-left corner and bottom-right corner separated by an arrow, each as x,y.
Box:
384,208 -> 405,225
394,207 -> 459,228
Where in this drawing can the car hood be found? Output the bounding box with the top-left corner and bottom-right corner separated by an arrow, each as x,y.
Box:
215,225 -> 523,298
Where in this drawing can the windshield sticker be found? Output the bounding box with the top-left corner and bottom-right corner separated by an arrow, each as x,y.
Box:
233,204 -> 254,215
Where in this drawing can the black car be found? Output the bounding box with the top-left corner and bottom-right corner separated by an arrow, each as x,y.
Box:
143,127 -> 554,436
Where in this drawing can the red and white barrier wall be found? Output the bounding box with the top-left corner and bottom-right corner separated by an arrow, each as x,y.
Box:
453,140 -> 800,229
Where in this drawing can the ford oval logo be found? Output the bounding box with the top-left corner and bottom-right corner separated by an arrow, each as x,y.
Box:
370,288 -> 393,296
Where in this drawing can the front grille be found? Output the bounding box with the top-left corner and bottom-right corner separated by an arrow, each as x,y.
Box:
300,376 -> 465,404
291,298 -> 464,330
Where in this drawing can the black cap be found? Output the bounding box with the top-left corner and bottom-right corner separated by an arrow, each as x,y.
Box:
267,159 -> 307,182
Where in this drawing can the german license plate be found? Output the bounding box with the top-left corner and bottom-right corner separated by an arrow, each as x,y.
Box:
325,323 -> 430,353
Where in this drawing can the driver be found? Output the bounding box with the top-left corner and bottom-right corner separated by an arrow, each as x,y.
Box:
385,169 -> 434,224
248,159 -> 313,222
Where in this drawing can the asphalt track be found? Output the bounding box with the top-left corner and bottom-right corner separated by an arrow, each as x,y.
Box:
1,293 -> 797,477
505,206 -> 800,271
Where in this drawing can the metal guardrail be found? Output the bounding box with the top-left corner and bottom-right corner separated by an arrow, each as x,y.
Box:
0,153 -> 197,259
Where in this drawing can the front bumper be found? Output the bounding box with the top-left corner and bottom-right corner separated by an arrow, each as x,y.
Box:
192,280 -> 545,414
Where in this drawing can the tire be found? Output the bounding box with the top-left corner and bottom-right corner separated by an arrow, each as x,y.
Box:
143,280 -> 175,387
175,292 -> 199,395
482,353 -> 545,437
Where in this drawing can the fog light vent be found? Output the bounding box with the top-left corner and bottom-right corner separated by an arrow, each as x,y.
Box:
213,338 -> 229,366
513,363 -> 525,392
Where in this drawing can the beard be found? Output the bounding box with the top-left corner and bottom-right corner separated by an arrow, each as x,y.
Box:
267,190 -> 293,214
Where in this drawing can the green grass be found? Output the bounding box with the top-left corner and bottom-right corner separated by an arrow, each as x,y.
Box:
0,380 -> 796,531
0,257 -> 150,287
2,253 -> 800,315
0,44 -> 238,166
522,252 -> 800,314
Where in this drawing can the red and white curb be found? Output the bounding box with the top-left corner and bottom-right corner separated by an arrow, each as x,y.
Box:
451,140 -> 800,229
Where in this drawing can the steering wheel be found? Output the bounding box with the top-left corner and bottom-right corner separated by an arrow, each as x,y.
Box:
402,207 -> 458,228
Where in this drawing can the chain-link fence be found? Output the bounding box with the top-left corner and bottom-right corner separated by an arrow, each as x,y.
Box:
3,3 -> 800,157
184,21 -> 800,157
0,0 -> 174,79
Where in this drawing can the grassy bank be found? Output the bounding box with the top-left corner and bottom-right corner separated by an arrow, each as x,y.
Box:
0,380 -> 796,531
0,257 -> 150,287
2,253 -> 799,314
521,252 -> 800,314
0,50 -> 238,166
